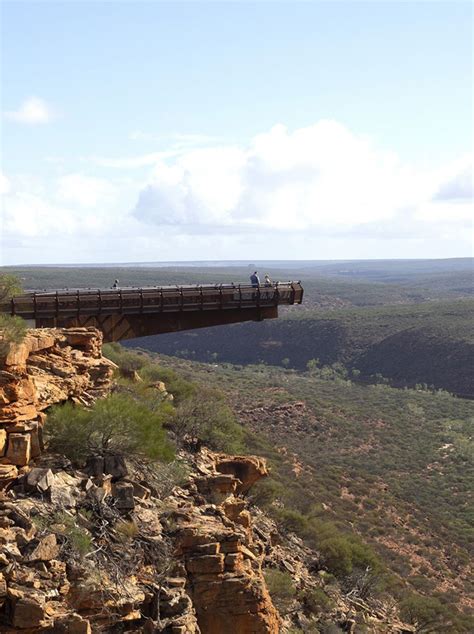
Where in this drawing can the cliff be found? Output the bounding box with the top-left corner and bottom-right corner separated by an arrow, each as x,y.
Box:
0,328 -> 280,632
0,328 -> 114,485
0,327 -> 417,632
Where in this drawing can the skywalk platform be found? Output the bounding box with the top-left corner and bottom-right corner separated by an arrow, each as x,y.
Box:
1,282 -> 304,342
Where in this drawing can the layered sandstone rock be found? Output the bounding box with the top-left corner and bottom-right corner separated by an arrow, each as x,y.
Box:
167,450 -> 279,634
0,450 -> 277,632
0,328 -> 114,479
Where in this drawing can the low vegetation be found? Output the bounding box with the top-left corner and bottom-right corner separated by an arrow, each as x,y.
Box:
46,392 -> 175,463
150,352 -> 474,626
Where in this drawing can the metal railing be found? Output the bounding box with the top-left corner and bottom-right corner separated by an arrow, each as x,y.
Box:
1,282 -> 304,320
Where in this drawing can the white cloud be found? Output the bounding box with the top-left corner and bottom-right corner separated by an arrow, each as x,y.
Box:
1,120 -> 472,264
0,171 -> 11,195
4,96 -> 54,124
133,120 -> 471,235
57,173 -> 116,207
89,152 -> 179,169
1,172 -> 122,241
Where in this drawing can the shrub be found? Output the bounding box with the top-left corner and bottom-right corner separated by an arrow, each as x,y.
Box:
172,387 -> 244,452
400,593 -> 450,632
116,520 -> 139,540
319,536 -> 353,576
299,587 -> 333,613
273,508 -> 310,534
47,511 -> 92,557
46,393 -> 175,463
249,478 -> 284,508
264,568 -> 295,613
140,364 -> 196,404
0,314 -> 27,356
102,343 -> 146,372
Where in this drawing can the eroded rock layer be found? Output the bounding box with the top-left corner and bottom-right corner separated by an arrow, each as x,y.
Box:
0,328 -> 115,481
0,449 -> 279,632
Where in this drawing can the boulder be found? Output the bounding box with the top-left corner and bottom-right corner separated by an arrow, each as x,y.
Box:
5,433 -> 31,466
112,481 -> 135,510
215,455 -> 268,495
25,467 -> 55,493
24,534 -> 59,562
104,454 -> 128,479
12,595 -> 46,628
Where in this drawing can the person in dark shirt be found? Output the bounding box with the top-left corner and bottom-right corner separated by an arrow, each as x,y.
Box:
112,279 -> 119,288
250,271 -> 260,288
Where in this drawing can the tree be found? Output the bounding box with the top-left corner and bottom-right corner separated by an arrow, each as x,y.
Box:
172,386 -> 244,453
0,273 -> 22,303
0,273 -> 26,356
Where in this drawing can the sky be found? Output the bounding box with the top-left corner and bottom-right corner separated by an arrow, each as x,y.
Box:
0,0 -> 472,265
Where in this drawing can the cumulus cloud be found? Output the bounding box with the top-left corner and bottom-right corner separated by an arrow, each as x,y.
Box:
4,96 -> 54,124
1,120 -> 472,264
1,172 -> 122,242
433,155 -> 473,202
133,120 -> 464,235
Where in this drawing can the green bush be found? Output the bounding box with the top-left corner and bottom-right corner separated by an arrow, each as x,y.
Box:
46,393 -> 175,463
0,273 -> 22,302
172,387 -> 244,452
273,508 -> 310,534
319,537 -> 354,576
102,343 -> 146,372
140,364 -> 196,404
249,478 -> 284,508
400,593 -> 450,632
264,568 -> 295,613
0,314 -> 27,356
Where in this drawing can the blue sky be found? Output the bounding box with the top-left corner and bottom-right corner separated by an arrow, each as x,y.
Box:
1,1 -> 472,264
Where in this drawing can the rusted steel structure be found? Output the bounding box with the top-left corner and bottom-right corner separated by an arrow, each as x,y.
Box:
1,283 -> 304,342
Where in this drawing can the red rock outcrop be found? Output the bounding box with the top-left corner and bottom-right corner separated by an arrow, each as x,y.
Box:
0,328 -> 115,482
167,450 -> 280,634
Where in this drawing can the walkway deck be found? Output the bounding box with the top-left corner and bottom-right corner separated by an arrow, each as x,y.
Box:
1,282 -> 304,342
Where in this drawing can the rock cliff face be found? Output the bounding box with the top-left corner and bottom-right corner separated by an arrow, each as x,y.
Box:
170,451 -> 279,634
0,328 -> 114,483
0,448 -> 279,632
0,329 -> 279,631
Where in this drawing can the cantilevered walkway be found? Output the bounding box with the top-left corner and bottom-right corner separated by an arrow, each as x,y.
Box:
1,283 -> 304,342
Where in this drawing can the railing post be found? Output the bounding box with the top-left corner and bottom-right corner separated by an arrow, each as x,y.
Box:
119,290 -> 123,313
238,284 -> 242,309
98,289 -> 102,314
77,290 -> 80,316
11,297 -> 15,316
139,288 -> 144,313
200,285 -> 204,310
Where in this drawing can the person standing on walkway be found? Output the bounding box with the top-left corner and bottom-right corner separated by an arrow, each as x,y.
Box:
250,271 -> 260,288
